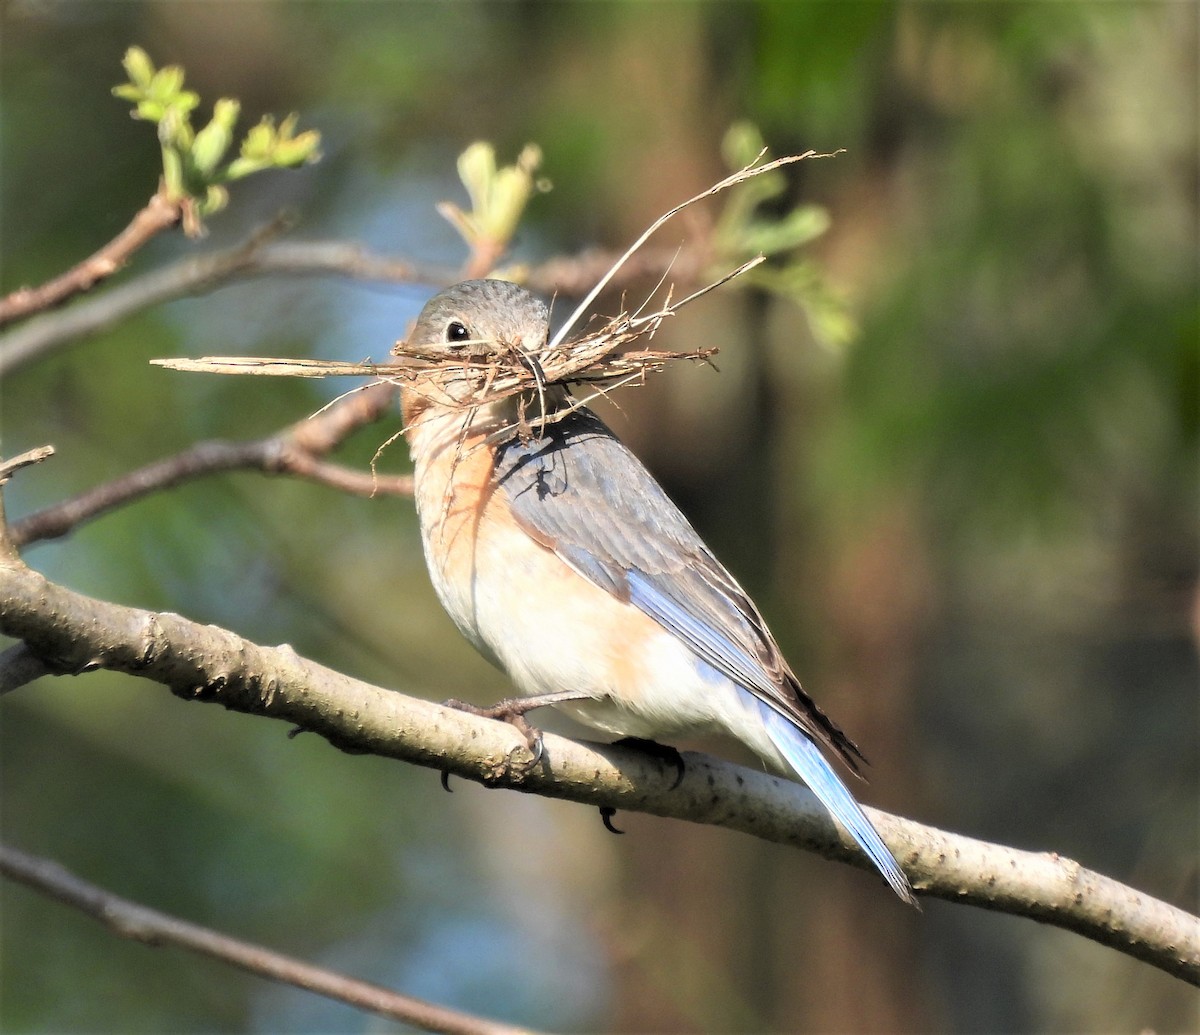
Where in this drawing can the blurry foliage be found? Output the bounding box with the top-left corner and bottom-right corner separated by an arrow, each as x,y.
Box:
1,2 -> 1196,1033
818,12 -> 1197,542
716,122 -> 854,350
436,141 -> 550,269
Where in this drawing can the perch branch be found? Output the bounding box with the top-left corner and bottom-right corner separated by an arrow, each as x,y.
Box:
0,557 -> 1195,986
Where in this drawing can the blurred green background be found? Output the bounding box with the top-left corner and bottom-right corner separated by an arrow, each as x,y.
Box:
1,2 -> 1196,1032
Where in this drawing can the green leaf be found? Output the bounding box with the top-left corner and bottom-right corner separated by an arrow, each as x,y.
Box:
738,206 -> 831,256
748,261 -> 856,352
270,113 -> 321,167
191,98 -> 240,176
442,142 -> 546,248
121,46 -> 156,88
151,65 -> 185,101
457,142 -> 499,219
197,184 -> 230,217
111,48 -> 321,234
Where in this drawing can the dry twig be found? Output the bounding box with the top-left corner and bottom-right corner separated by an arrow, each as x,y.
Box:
152,272 -> 732,439
10,384 -> 408,548
0,842 -> 537,1035
0,189 -> 181,327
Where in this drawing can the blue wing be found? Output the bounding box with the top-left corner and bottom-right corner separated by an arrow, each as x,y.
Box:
493,407 -> 915,903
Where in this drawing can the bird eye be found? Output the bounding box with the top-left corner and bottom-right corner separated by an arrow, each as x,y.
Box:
445,320 -> 470,344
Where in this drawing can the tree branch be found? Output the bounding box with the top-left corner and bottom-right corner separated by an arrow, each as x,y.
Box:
10,383 -> 407,547
0,234 -> 702,378
0,842 -> 539,1035
0,556 -> 1195,986
524,242 -> 708,299
0,189 -> 182,329
0,237 -> 446,377
0,447 -> 55,563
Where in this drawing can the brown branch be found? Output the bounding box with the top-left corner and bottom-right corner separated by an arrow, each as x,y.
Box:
0,842 -> 539,1035
0,238 -> 454,378
10,383 -> 407,547
0,447 -> 56,562
0,236 -> 705,379
0,556 -> 1196,986
0,189 -> 182,328
462,237 -> 508,281
525,244 -> 709,299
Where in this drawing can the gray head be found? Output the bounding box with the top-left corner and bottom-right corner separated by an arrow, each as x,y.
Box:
407,279 -> 550,357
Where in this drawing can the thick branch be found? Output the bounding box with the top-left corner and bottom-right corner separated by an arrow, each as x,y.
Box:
0,842 -> 537,1035
0,189 -> 181,329
11,383 -> 407,547
0,558 -> 1195,985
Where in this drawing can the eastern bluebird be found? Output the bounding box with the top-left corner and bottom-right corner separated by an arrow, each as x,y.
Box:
402,278 -> 915,905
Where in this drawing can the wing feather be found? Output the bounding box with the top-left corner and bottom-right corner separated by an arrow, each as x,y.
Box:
493,407 -> 866,773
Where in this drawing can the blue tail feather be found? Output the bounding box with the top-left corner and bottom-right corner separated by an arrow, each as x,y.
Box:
757,699 -> 916,905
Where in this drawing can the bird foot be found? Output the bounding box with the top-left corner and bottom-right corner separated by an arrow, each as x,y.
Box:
599,806 -> 624,834
593,738 -> 686,835
443,695 -> 547,760
612,736 -> 686,790
441,694 -> 568,788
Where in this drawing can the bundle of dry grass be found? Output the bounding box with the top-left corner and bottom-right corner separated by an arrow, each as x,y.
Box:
154,150 -> 830,436
154,264 -> 754,436
385,274 -> 744,433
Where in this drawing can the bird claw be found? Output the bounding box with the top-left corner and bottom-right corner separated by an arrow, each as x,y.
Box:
591,739 -> 684,832
599,806 -> 624,834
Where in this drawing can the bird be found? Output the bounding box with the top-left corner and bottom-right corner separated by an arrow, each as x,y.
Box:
400,277 -> 915,905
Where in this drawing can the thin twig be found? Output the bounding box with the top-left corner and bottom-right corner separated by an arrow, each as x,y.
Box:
0,238 -> 701,379
0,842 -> 538,1035
0,239 -> 451,379
152,255 -> 734,443
0,189 -> 181,328
10,384 -> 407,547
548,149 -> 836,349
0,446 -> 55,484
0,450 -> 49,562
